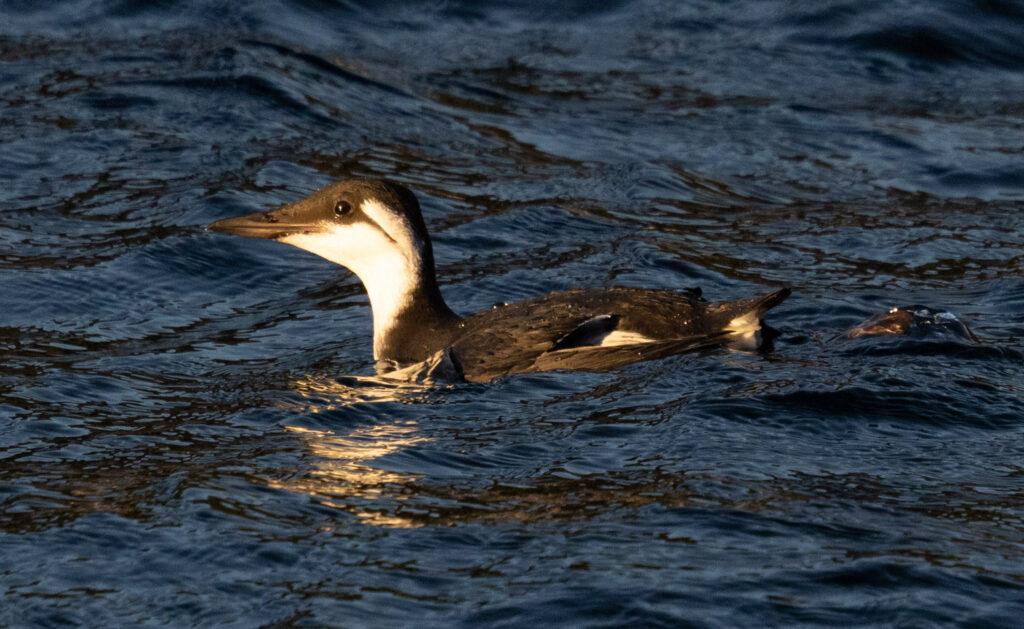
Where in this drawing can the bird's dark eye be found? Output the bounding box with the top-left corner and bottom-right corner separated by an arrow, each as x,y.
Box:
334,200 -> 352,217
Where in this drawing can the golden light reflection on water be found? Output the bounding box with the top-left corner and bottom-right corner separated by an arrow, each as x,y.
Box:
268,375 -> 436,528
286,373 -> 440,409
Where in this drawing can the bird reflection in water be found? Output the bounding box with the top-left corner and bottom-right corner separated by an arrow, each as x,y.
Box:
267,375 -> 437,528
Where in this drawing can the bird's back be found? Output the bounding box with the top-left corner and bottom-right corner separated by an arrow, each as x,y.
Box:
446,287 -> 789,381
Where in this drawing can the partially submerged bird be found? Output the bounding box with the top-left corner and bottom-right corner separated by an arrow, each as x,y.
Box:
208,179 -> 790,382
843,305 -> 979,343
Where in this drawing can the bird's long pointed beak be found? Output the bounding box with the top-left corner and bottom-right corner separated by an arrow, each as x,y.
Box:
207,205 -> 316,240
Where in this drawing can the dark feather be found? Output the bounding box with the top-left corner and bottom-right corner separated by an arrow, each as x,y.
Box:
447,287 -> 790,382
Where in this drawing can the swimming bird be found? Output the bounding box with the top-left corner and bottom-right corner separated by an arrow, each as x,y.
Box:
843,305 -> 979,343
208,179 -> 790,382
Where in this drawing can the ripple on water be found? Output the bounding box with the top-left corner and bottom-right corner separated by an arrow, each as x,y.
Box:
2,0 -> 1024,627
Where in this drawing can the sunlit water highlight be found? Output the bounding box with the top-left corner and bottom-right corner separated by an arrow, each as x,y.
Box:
2,1 -> 1023,626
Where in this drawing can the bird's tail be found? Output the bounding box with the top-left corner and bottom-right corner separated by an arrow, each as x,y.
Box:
717,287 -> 791,350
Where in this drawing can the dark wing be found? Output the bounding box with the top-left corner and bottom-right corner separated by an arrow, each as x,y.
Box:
448,288 -> 705,382
550,314 -> 620,350
448,287 -> 790,382
529,333 -> 729,374
447,294 -> 608,382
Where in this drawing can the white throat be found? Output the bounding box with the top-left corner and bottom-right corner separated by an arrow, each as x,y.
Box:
281,222 -> 422,360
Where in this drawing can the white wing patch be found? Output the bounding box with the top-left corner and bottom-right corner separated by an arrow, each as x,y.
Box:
598,330 -> 655,347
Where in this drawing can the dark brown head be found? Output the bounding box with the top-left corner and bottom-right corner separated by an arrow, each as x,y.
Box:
208,179 -> 453,359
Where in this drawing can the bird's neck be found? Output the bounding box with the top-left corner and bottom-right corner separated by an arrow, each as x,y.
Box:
351,248 -> 460,363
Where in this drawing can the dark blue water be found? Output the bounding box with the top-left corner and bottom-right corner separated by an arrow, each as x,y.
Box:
2,1 -> 1024,626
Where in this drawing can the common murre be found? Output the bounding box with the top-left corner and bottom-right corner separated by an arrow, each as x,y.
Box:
208,179 -> 791,382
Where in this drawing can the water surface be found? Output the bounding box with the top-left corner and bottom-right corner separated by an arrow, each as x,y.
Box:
2,1 -> 1023,626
